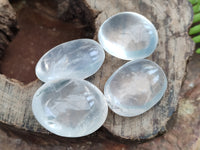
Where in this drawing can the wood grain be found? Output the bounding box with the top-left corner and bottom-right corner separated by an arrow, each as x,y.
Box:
88,0 -> 195,140
1,53 -> 200,150
0,0 -> 195,140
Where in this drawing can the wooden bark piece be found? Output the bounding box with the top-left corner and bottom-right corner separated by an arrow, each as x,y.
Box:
87,0 -> 195,139
0,0 -> 195,140
0,0 -> 17,58
1,54 -> 200,150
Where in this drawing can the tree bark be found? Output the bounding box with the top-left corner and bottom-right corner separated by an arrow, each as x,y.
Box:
0,0 -> 17,58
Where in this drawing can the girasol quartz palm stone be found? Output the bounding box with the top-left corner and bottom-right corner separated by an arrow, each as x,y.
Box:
32,78 -> 108,137
35,39 -> 105,82
98,12 -> 158,60
104,59 -> 167,117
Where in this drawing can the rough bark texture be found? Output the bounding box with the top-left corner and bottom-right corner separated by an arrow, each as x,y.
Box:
85,0 -> 195,140
0,51 -> 199,150
0,0 -> 18,58
0,0 -> 195,141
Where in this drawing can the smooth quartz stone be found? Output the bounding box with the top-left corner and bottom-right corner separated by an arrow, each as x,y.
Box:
35,39 -> 105,82
104,59 -> 167,117
32,79 -> 108,137
98,12 -> 158,60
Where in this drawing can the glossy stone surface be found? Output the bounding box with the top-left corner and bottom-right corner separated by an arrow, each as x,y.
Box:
35,39 -> 105,82
32,79 -> 108,137
104,59 -> 167,117
98,12 -> 158,60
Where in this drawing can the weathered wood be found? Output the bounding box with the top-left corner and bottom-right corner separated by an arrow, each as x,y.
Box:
85,0 -> 195,140
0,0 -> 17,58
0,53 -> 200,150
0,0 -> 195,140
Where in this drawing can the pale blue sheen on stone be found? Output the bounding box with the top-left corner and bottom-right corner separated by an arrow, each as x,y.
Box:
32,78 -> 108,137
35,39 -> 105,82
98,12 -> 158,60
104,59 -> 167,117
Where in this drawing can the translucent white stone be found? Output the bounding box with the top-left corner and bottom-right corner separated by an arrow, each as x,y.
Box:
32,79 -> 108,137
35,39 -> 105,82
98,12 -> 158,60
104,59 -> 167,117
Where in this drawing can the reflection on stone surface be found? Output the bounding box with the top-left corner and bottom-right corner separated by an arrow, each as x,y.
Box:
32,79 -> 108,137
98,12 -> 158,60
35,39 -> 105,82
104,59 -> 167,117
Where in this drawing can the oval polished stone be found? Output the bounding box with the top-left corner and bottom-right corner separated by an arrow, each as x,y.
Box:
35,39 -> 105,82
104,59 -> 167,117
98,12 -> 158,60
32,79 -> 108,137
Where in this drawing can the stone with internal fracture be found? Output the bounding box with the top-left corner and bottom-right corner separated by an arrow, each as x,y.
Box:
98,12 -> 158,60
32,79 -> 108,137
35,39 -> 105,82
104,59 -> 167,117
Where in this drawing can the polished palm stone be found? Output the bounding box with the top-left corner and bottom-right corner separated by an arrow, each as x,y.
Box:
98,12 -> 158,60
104,59 -> 167,117
35,39 -> 105,82
32,78 -> 108,137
